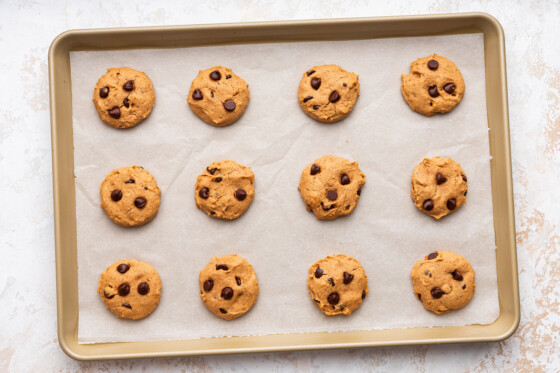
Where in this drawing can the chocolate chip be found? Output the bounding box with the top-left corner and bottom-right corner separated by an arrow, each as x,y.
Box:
326,190 -> 338,201
310,164 -> 321,175
343,272 -> 354,284
312,105 -> 320,110
417,293 -> 422,301
236,277 -> 241,286
427,252 -> 438,260
125,179 -> 135,184
210,70 -> 221,80
321,203 -> 334,211
340,174 -> 350,185
311,77 -> 321,90
315,267 -> 324,278
225,74 -> 232,79
117,263 -> 129,273
123,97 -> 130,108
214,177 -> 222,182
357,188 -> 361,196
104,291 -> 115,299
306,69 -> 316,76
427,59 -> 439,70
199,187 -> 209,199
235,188 -> 247,201
207,167 -> 218,175
303,95 -> 313,103
192,89 -> 203,100
219,308 -> 227,314
443,83 -> 456,94
329,91 -> 340,103
111,189 -> 122,202
223,100 -> 236,111
462,284 -> 466,289
221,287 -> 234,300
211,92 -> 214,98
328,278 -> 335,286
428,86 -> 439,97
99,86 -> 109,98
122,303 -> 132,309
436,172 -> 447,185
345,205 -> 350,210
464,190 -> 468,196
423,199 -> 434,211
108,107 -> 121,119
462,174 -> 467,182
203,279 -> 214,292
447,198 -> 457,210
452,270 -> 463,281
362,290 -> 366,299
134,197 -> 147,209
137,282 -> 150,295
327,292 -> 340,305
343,83 -> 347,87
118,283 -> 130,296
431,287 -> 444,299
123,80 -> 134,91
216,264 -> 228,271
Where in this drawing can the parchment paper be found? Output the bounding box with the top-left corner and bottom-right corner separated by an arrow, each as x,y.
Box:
71,33 -> 499,343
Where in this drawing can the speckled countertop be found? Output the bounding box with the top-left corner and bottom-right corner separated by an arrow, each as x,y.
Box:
1,1 -> 559,371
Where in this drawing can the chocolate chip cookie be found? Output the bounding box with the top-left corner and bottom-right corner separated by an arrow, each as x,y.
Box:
187,66 -> 250,127
98,259 -> 162,320
93,67 -> 156,128
410,157 -> 467,220
199,255 -> 259,320
100,165 -> 161,227
195,160 -> 255,220
307,255 -> 369,316
298,65 -> 360,123
411,250 -> 475,314
401,54 -> 465,116
298,155 -> 366,220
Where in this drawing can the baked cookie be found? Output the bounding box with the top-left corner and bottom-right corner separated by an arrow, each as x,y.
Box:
411,250 -> 475,314
401,54 -> 465,117
100,166 -> 161,227
307,255 -> 369,316
298,65 -> 360,123
98,259 -> 162,320
298,155 -> 366,220
195,160 -> 255,220
410,157 -> 467,220
92,67 -> 155,128
187,66 -> 250,127
199,255 -> 259,320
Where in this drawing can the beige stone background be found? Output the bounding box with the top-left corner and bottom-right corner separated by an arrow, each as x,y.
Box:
0,0 -> 558,371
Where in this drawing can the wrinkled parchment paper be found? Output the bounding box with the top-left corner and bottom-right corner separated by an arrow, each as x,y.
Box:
71,33 -> 499,343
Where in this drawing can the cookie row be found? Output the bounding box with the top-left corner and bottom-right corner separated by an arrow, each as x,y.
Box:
98,251 -> 475,321
99,155 -> 467,227
92,54 -> 465,129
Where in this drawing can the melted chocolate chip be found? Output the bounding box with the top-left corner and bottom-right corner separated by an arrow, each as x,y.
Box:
210,70 -> 221,81
216,264 -> 228,271
111,189 -> 122,202
221,287 -> 234,300
315,267 -> 324,278
214,177 -> 222,183
431,287 -> 444,299
427,252 -> 438,260
223,100 -> 236,111
303,95 -> 313,103
236,277 -> 241,286
427,59 -> 439,70
99,86 -> 109,98
118,283 -> 130,296
192,89 -> 203,100
443,83 -> 456,94
326,190 -> 338,201
329,91 -> 340,103
306,69 -> 316,76
117,263 -> 130,273
428,86 -> 439,98
436,172 -> 447,185
235,188 -> 247,201
134,197 -> 147,209
328,278 -> 335,286
310,164 -> 321,175
311,77 -> 321,90
203,279 -> 214,292
108,107 -> 121,119
207,167 -> 218,175
219,308 -> 227,314
199,187 -> 210,199
343,272 -> 354,284
452,270 -> 463,281
123,80 -> 134,91
327,292 -> 340,305
125,179 -> 135,184
423,199 -> 434,211
340,174 -> 350,185
137,282 -> 150,295
104,291 -> 115,299
447,198 -> 457,210
122,303 -> 132,309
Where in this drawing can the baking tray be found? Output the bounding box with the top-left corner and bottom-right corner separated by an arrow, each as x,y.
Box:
49,13 -> 519,360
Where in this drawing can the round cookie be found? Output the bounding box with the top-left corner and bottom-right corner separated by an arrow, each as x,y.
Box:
410,157 -> 467,220
98,259 -> 162,320
401,54 -> 465,117
194,160 -> 255,220
187,66 -> 250,127
298,155 -> 366,220
100,166 -> 161,227
411,250 -> 475,314
307,255 -> 369,316
199,255 -> 259,320
92,67 -> 155,128
298,65 -> 360,123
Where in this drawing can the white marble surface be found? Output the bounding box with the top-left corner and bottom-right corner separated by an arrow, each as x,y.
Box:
1,0 -> 559,371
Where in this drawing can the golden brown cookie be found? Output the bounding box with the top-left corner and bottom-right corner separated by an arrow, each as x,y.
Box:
410,157 -> 467,220
98,259 -> 162,320
411,250 -> 475,314
199,255 -> 259,320
92,67 -> 155,128
298,65 -> 360,123
195,160 -> 255,220
100,166 -> 161,227
187,66 -> 250,127
307,255 -> 369,316
298,155 -> 366,220
401,54 -> 465,117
